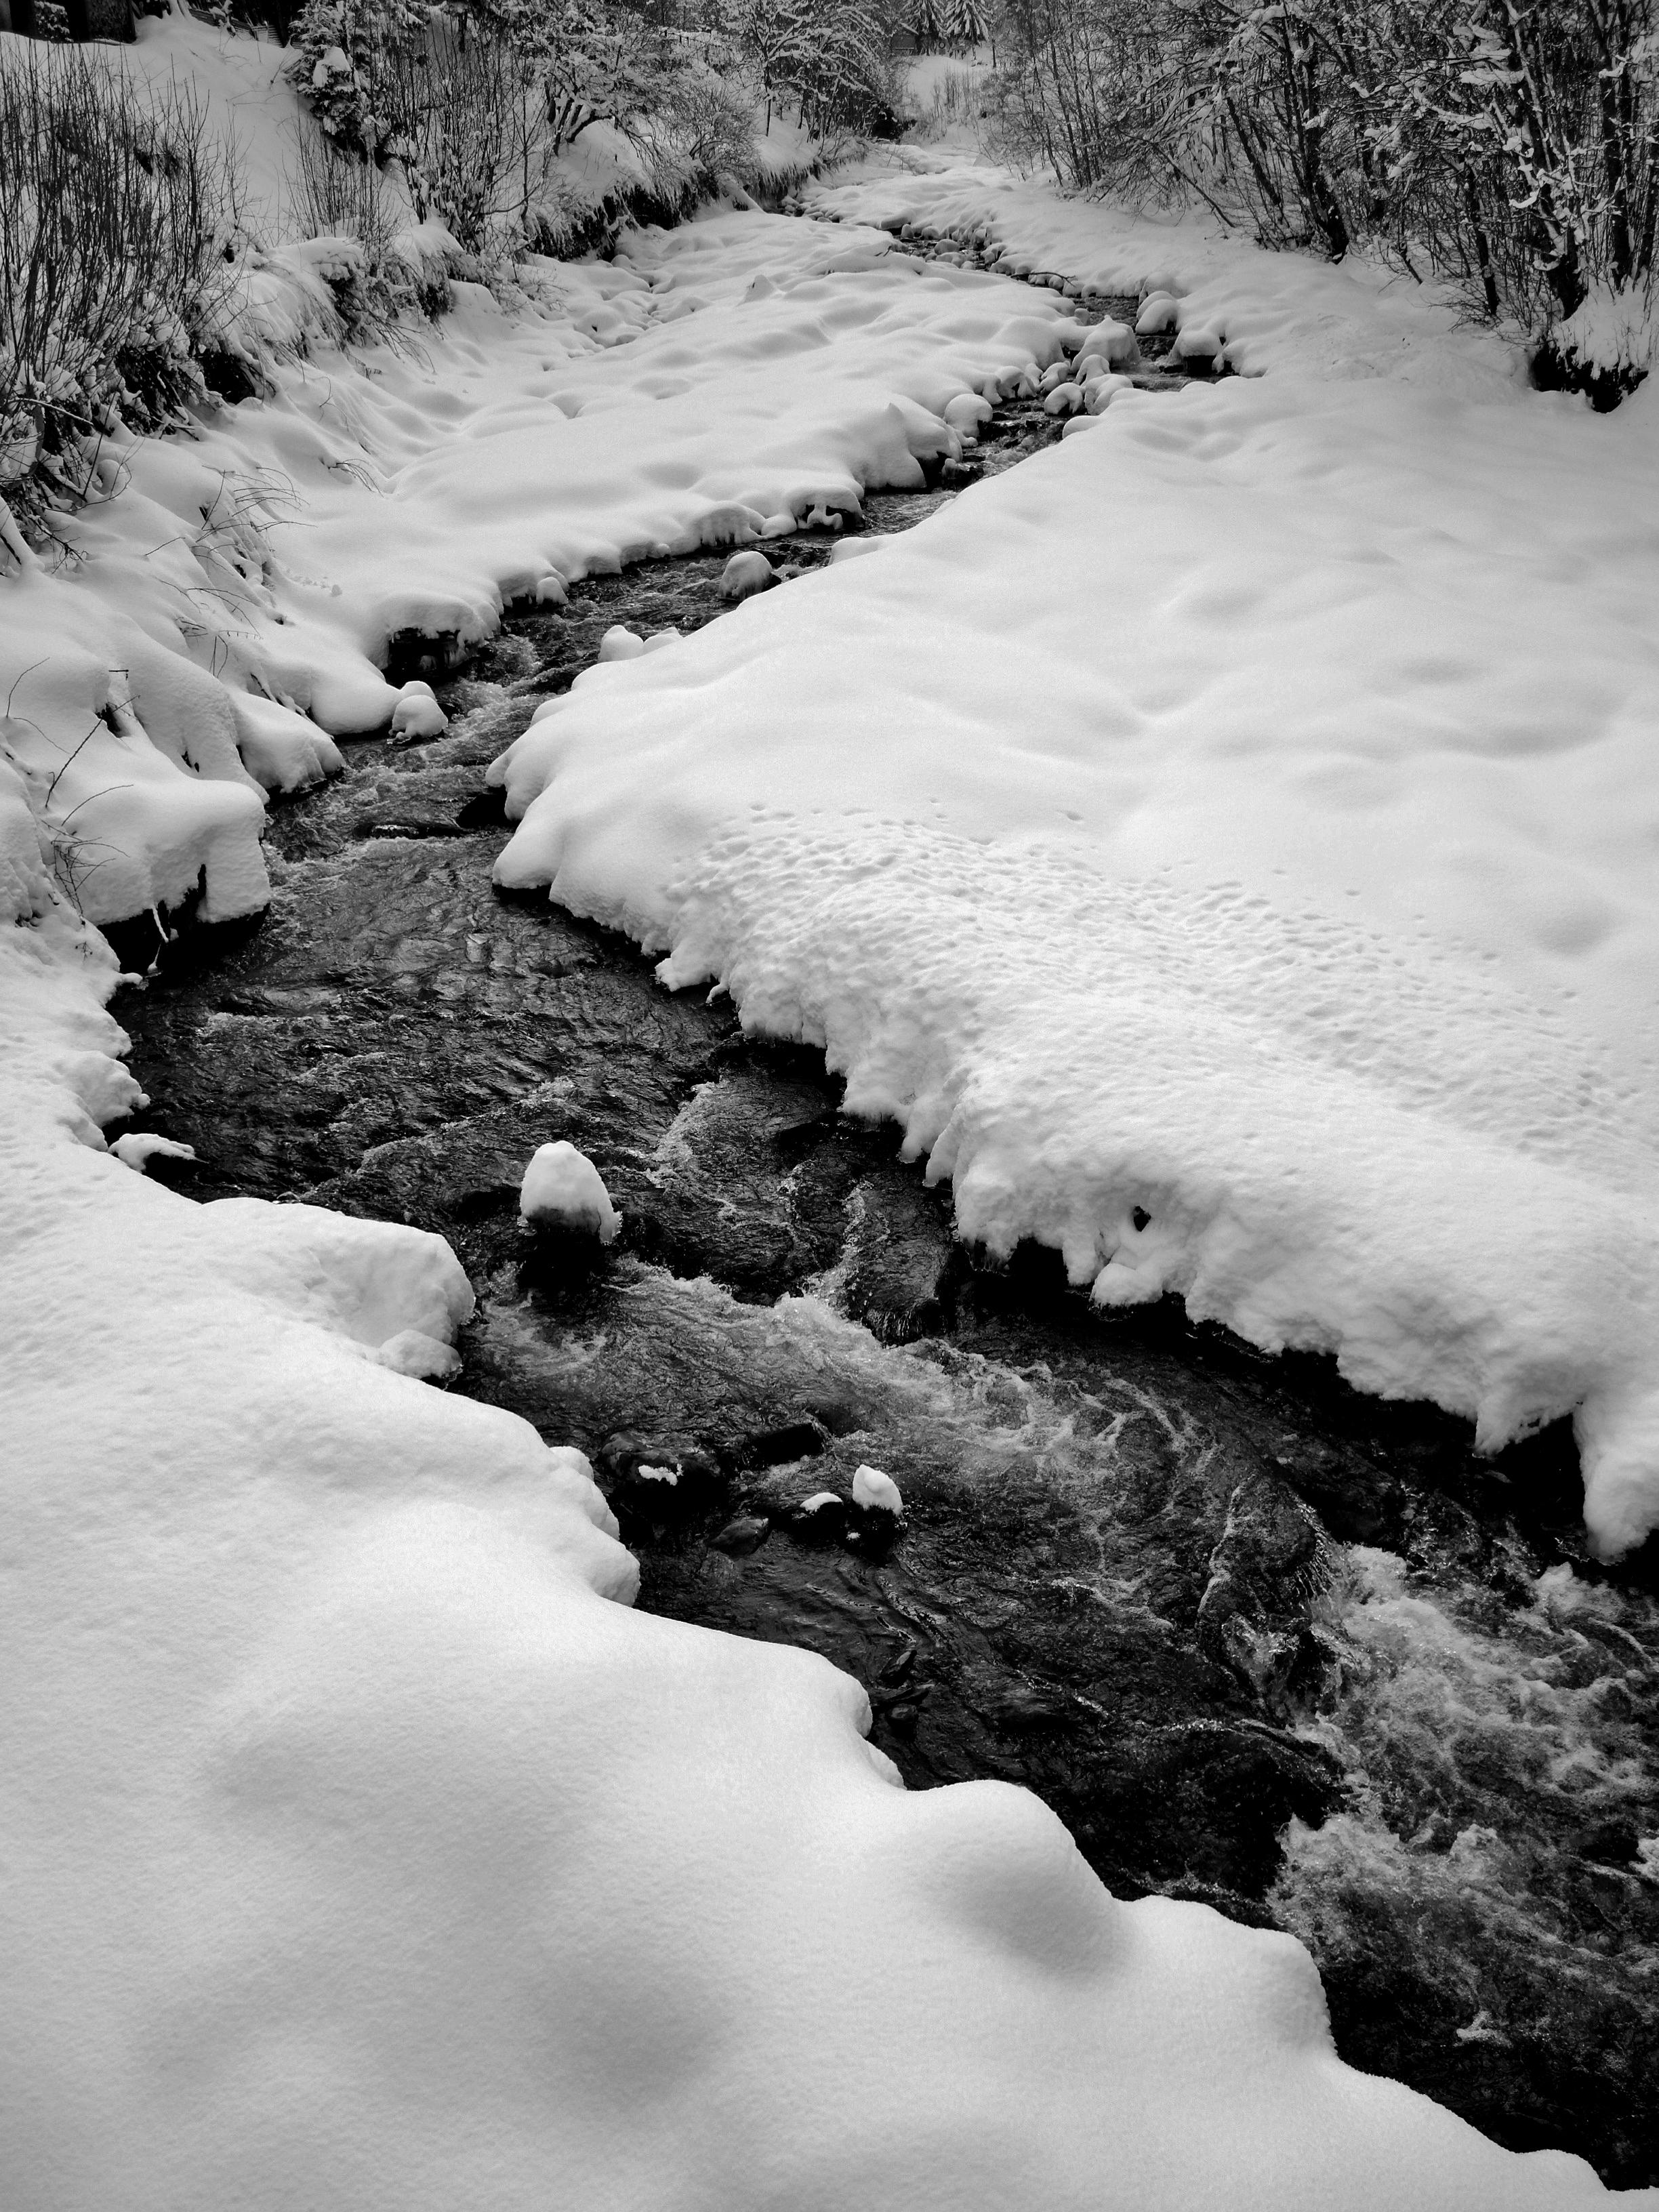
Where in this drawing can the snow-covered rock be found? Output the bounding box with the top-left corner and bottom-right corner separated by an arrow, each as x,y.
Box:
1082,373 -> 1133,413
1175,326 -> 1225,364
1136,290 -> 1182,334
719,550 -> 777,602
109,1132 -> 197,1174
852,1464 -> 904,1515
228,692 -> 346,794
390,683 -> 448,739
1078,319 -> 1139,371
597,626 -> 646,662
373,1326 -> 463,1380
518,1141 -> 621,1243
943,392 -> 993,436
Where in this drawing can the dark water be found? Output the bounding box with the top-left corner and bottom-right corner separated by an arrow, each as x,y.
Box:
111,289 -> 1659,2185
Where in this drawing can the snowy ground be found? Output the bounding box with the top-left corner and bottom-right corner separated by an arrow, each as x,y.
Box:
4,22 -> 1658,2206
497,154 -> 1659,1563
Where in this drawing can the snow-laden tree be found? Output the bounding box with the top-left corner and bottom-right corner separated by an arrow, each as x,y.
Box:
987,0 -> 1658,396
737,0 -> 902,138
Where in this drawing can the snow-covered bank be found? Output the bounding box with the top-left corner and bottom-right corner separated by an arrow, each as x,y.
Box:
7,36 -> 1658,2192
3,25 -> 1080,930
7,789 -> 1633,2207
494,161 -> 1659,1559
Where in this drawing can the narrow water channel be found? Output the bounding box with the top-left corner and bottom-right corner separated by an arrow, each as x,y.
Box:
112,275 -> 1659,2184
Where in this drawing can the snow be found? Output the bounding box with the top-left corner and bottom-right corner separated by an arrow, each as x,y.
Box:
492,159 -> 1659,1565
7,851 -> 1620,2208
519,1138 -> 622,1242
719,548 -> 777,601
390,683 -> 449,739
5,24 -> 1658,2200
109,1130 -> 197,1173
853,1463 -> 905,1515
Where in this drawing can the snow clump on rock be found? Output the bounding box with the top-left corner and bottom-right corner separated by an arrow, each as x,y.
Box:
852,1464 -> 903,1515
519,1141 -> 621,1243
719,550 -> 776,602
390,682 -> 447,739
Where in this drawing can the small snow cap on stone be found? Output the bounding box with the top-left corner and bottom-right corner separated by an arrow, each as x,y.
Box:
109,1132 -> 197,1174
1043,382 -> 1084,415
943,392 -> 991,436
1083,373 -> 1133,415
1078,319 -> 1139,372
374,1328 -> 461,1380
798,1491 -> 842,1514
533,573 -> 569,605
719,550 -> 776,602
1174,325 -> 1223,363
597,626 -> 645,662
390,682 -> 447,738
852,1464 -> 903,1517
519,1139 -> 621,1243
1135,290 -> 1182,335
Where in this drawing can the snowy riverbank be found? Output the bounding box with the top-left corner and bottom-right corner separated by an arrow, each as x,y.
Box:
496,152 -> 1659,1562
5,26 -> 1657,2205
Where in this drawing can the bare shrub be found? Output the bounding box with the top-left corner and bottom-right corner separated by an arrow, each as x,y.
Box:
0,43 -> 243,520
380,20 -> 556,262
985,0 -> 1658,398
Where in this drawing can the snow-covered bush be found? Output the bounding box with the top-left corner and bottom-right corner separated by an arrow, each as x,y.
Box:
288,117 -> 456,327
0,42 -> 244,537
283,0 -> 426,157
987,0 -> 1658,403
287,0 -> 760,265
736,0 -> 907,142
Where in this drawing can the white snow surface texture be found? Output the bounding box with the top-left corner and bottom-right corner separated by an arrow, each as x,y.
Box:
3,33 -> 1657,2196
0,842 -> 1635,2208
496,155 -> 1659,1562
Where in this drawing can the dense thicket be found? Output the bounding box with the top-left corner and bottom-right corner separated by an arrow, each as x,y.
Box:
286,0 -> 905,247
0,43 -> 239,508
988,0 -> 1658,396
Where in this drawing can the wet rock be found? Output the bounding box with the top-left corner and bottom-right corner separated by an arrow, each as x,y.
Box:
712,1513 -> 771,1555
1197,1471 -> 1336,1711
597,1429 -> 726,1528
840,1173 -> 960,1343
737,1420 -> 827,1471
384,628 -> 466,684
785,1492 -> 849,1544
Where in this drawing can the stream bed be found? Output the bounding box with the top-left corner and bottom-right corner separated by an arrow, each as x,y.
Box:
112,291 -> 1659,2185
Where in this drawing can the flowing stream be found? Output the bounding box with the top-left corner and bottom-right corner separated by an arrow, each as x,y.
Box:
112,266 -> 1659,2186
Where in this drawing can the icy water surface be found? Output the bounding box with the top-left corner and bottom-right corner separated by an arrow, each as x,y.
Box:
113,294 -> 1659,2185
